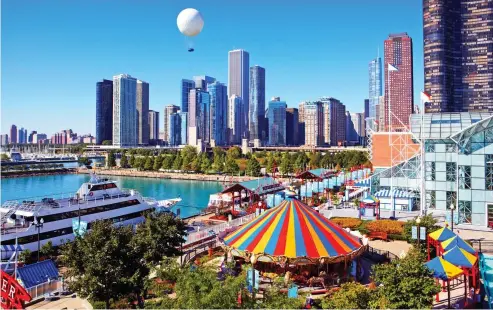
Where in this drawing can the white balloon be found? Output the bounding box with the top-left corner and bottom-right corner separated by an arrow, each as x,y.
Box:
177,8 -> 204,37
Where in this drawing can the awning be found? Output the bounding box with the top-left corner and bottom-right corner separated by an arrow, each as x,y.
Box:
16,259 -> 59,289
1,245 -> 24,252
374,189 -> 416,198
222,177 -> 284,196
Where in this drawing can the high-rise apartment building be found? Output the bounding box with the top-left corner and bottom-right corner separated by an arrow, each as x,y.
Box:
9,125 -> 17,144
18,128 -> 27,144
163,105 -> 179,144
179,112 -> 188,146
148,110 -> 159,141
368,58 -> 382,131
303,101 -> 324,147
169,113 -> 181,146
378,96 -> 386,132
33,133 -> 47,144
286,108 -> 299,146
267,98 -> 287,146
136,80 -> 150,145
249,65 -> 266,142
113,74 -> 137,147
384,33 -> 414,130
188,89 -> 210,145
321,97 -> 346,146
298,102 -> 306,145
180,79 -> 195,113
364,99 -> 370,121
1,134 -> 9,146
228,49 -> 250,139
423,0 -> 493,112
193,76 -> 215,91
208,81 -> 228,145
228,95 -> 242,145
96,79 -> 113,145
28,131 -> 37,143
346,112 -> 364,145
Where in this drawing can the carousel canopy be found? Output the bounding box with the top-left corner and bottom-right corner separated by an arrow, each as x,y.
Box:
442,246 -> 477,268
223,198 -> 363,260
424,257 -> 463,281
441,235 -> 476,254
428,227 -> 456,242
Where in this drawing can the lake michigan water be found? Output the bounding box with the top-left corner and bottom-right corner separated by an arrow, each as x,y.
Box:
0,174 -> 223,218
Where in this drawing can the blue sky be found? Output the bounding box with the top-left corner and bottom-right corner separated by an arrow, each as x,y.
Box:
1,0 -> 423,135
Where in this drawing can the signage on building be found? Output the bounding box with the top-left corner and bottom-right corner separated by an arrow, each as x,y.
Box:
0,270 -> 32,309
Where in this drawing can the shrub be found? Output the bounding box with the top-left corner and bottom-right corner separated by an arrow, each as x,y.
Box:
90,301 -> 107,309
403,214 -> 440,242
366,219 -> 405,234
331,217 -> 362,229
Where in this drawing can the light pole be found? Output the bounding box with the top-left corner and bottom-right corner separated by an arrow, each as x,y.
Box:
450,203 -> 455,232
33,217 -> 44,262
250,254 -> 257,300
416,217 -> 421,249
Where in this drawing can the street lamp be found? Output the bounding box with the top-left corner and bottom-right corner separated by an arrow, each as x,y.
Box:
450,203 -> 455,231
250,254 -> 257,300
258,201 -> 262,215
33,217 -> 44,262
416,217 -> 421,249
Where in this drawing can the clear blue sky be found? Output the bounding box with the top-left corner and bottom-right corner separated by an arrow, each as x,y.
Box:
1,0 -> 423,135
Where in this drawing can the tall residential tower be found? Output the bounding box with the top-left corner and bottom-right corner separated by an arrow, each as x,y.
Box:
228,49 -> 250,139
96,79 -> 113,144
249,65 -> 266,142
113,74 -> 137,147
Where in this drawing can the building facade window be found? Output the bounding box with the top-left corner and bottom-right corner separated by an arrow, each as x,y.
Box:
486,154 -> 493,190
426,190 -> 436,210
459,165 -> 472,189
425,143 -> 435,153
458,201 -> 472,224
446,144 -> 457,152
425,162 -> 436,181
446,162 -> 456,182
446,191 -> 457,210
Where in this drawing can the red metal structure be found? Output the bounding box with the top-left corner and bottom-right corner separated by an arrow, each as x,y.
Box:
1,270 -> 32,309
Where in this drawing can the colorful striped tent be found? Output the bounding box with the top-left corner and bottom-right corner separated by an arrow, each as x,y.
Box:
424,257 -> 463,281
443,246 -> 477,269
441,235 -> 476,254
429,227 -> 456,242
223,198 -> 365,264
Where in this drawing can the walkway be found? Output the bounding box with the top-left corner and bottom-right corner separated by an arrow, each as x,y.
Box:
27,295 -> 92,310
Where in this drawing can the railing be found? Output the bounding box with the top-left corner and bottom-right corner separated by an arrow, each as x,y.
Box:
25,280 -> 61,301
184,213 -> 257,246
181,239 -> 218,266
365,246 -> 399,262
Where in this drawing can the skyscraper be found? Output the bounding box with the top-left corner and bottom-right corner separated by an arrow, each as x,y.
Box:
193,76 -> 216,91
368,58 -> 382,131
148,110 -> 159,142
136,80 -> 150,145
28,131 -> 37,143
188,89 -> 210,145
180,79 -> 195,113
9,125 -> 17,144
423,0 -> 493,112
304,101 -> 324,147
163,105 -> 179,144
321,97 -> 346,146
179,112 -> 188,146
249,65 -> 266,142
364,99 -> 370,121
0,134 -> 8,146
286,108 -> 299,146
169,113 -> 181,146
228,95 -> 242,144
228,49 -> 250,139
113,74 -> 137,147
96,79 -> 113,145
208,81 -> 228,145
298,102 -> 306,145
267,97 -> 287,146
18,128 -> 27,144
384,33 -> 414,130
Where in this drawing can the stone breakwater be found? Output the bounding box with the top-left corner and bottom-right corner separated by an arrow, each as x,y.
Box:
1,168 -> 77,179
78,168 -> 261,183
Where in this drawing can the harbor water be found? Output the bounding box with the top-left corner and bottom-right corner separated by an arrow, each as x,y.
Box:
1,174 -> 223,218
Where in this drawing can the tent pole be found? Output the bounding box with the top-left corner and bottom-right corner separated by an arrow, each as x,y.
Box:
447,280 -> 451,309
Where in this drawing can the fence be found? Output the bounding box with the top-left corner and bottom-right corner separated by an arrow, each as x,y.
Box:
365,246 -> 399,262
184,213 -> 256,246
26,280 -> 61,301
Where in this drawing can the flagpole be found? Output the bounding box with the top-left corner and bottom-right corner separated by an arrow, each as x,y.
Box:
388,64 -> 395,219
420,93 -> 426,216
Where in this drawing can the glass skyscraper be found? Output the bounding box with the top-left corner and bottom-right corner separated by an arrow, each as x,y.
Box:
368,58 -> 382,131
180,79 -> 195,113
169,113 -> 181,146
188,89 -> 210,145
268,97 -> 287,146
228,49 -> 250,140
286,108 -> 299,146
249,65 -> 265,142
136,80 -> 150,145
208,81 -> 228,145
113,74 -> 137,147
96,79 -> 113,145
423,0 -> 493,112
228,95 -> 242,144
193,76 -> 215,91
148,110 -> 159,141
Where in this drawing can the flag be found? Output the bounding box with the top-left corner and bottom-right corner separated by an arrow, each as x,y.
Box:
388,64 -> 398,71
420,91 -> 431,102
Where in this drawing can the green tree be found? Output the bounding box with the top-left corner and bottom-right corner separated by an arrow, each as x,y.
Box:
161,155 -> 174,170
279,153 -> 293,177
134,157 -> 144,170
119,153 -> 128,168
1,153 -> 10,160
129,154 -> 136,167
246,157 -> 261,177
173,154 -> 182,170
107,152 -> 116,168
40,240 -> 57,259
200,155 -> 211,173
77,157 -> 92,167
262,278 -> 305,309
153,155 -> 163,171
224,157 -> 239,174
61,221 -> 134,309
266,155 -> 275,174
309,152 -> 321,169
101,140 -> 112,145
226,146 -> 241,159
370,248 -> 441,309
403,214 -> 440,242
19,250 -> 34,265
212,148 -> 225,172
294,152 -> 309,172
322,282 -> 372,309
144,156 -> 154,171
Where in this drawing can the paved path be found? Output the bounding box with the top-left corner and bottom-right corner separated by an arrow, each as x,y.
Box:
27,295 -> 92,310
368,240 -> 413,257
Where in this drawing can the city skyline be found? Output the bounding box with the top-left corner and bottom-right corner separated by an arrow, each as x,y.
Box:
2,0 -> 424,134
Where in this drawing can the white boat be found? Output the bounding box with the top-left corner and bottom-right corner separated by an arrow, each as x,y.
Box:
0,174 -> 178,259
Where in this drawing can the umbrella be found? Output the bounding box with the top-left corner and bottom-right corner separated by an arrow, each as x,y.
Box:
424,256 -> 464,308
441,236 -> 476,255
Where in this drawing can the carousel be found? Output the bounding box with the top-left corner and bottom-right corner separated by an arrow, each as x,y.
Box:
222,192 -> 367,291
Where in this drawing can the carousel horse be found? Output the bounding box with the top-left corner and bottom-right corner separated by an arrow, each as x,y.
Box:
308,276 -> 327,289
284,271 -> 292,286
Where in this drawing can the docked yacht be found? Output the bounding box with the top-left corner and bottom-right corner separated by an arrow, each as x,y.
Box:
0,175 -> 179,258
